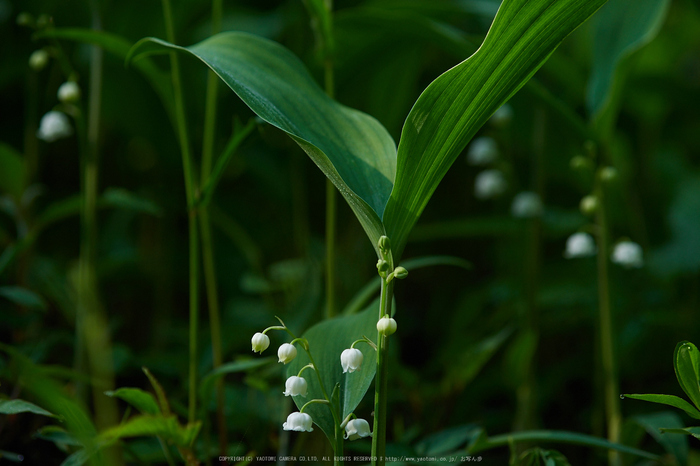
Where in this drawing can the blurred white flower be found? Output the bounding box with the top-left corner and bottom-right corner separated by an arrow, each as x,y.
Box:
474,169 -> 507,199
283,376 -> 307,397
612,241 -> 643,269
37,111 -> 72,142
29,49 -> 49,71
564,232 -> 597,259
490,104 -> 513,127
467,137 -> 499,166
278,343 -> 297,364
283,412 -> 313,432
345,418 -> 372,440
57,81 -> 81,103
340,348 -> 363,373
511,191 -> 543,218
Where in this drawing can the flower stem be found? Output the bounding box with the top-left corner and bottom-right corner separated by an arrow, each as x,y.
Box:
162,0 -> 200,425
595,182 -> 622,466
371,276 -> 393,466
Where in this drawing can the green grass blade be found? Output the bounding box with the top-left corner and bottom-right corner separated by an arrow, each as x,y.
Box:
623,393 -> 700,420
128,32 -> 396,255
383,0 -> 607,260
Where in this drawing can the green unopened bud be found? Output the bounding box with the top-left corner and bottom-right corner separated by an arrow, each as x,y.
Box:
393,266 -> 408,279
376,259 -> 390,276
29,49 -> 49,71
378,236 -> 391,253
599,166 -> 618,183
36,14 -> 51,29
16,12 -> 34,27
570,155 -> 592,171
580,195 -> 599,216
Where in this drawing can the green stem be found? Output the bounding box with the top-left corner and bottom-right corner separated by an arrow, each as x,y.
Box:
371,277 -> 394,466
162,0 -> 199,425
595,183 -> 622,466
200,0 -> 225,454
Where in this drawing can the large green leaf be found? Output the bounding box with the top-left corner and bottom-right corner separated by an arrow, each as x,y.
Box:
674,341 -> 700,410
622,393 -> 700,420
383,0 -> 607,260
128,32 -> 396,255
586,0 -> 671,118
105,388 -> 161,416
285,299 -> 380,442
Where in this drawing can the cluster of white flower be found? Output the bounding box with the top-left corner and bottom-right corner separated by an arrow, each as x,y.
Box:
563,232 -> 643,268
511,191 -> 543,218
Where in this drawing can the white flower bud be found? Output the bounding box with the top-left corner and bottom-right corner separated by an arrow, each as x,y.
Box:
564,232 -> 597,259
511,191 -> 543,218
344,418 -> 372,440
467,137 -> 499,166
612,241 -> 643,269
490,104 -> 513,127
29,49 -> 49,71
57,81 -> 81,103
340,348 -> 363,373
600,166 -> 618,182
474,169 -> 507,199
283,376 -> 307,397
37,111 -> 72,142
377,316 -> 397,336
251,332 -> 270,353
283,412 -> 313,432
278,343 -> 297,364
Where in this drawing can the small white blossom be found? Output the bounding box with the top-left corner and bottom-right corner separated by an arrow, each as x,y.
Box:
564,232 -> 597,259
57,81 -> 81,103
511,191 -> 543,218
474,169 -> 507,199
490,104 -> 513,127
283,412 -> 313,432
251,332 -> 270,353
278,343 -> 297,364
283,376 -> 307,397
345,418 -> 372,440
377,316 -> 397,336
29,49 -> 49,71
612,241 -> 643,269
340,348 -> 363,373
37,111 -> 72,142
467,137 -> 499,166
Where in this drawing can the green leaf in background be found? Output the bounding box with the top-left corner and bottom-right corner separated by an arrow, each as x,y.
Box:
98,414 -> 200,447
518,447 -> 571,466
383,0 -> 608,260
128,32 -> 396,256
0,398 -> 56,418
285,299 -> 380,441
659,426 -> 700,439
0,286 -> 48,311
674,341 -> 700,410
0,143 -> 25,199
622,393 -> 700,420
105,388 -> 161,415
199,357 -> 274,408
586,0 -> 671,118
631,411 -> 688,466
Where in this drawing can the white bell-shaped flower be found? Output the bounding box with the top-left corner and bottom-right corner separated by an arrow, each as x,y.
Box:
467,137 -> 498,166
511,191 -> 543,218
344,418 -> 372,440
37,111 -> 72,142
564,232 -> 597,259
377,316 -> 397,336
612,241 -> 643,269
251,332 -> 270,353
57,81 -> 81,103
340,348 -> 363,373
490,104 -> 513,127
283,376 -> 308,397
283,412 -> 313,432
278,343 -> 297,364
474,169 -> 507,199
